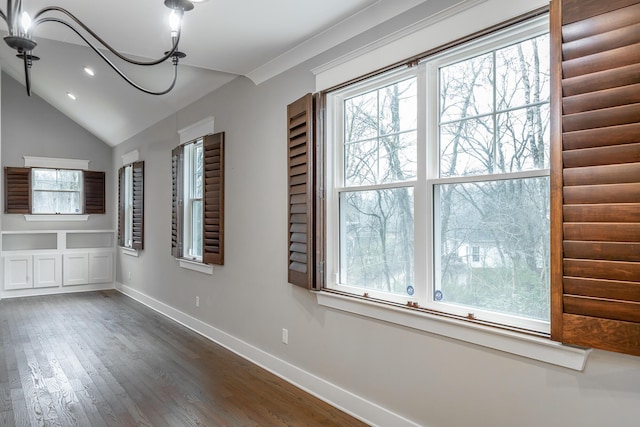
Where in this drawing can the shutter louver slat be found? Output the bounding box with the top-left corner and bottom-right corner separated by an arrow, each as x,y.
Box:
563,83 -> 640,114
563,241 -> 640,262
562,63 -> 640,96
551,0 -> 640,356
4,167 -> 31,213
564,277 -> 640,301
202,132 -> 224,265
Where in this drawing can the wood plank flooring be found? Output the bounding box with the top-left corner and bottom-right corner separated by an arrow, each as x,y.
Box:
0,291 -> 367,427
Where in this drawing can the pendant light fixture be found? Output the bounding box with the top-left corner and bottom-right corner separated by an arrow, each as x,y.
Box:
1,0 -> 195,96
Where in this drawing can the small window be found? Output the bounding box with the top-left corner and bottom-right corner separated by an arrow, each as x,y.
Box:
171,132 -> 225,266
184,139 -> 204,261
118,162 -> 144,250
31,168 -> 83,214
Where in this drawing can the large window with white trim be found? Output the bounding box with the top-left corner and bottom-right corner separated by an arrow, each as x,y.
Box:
326,16 -> 550,332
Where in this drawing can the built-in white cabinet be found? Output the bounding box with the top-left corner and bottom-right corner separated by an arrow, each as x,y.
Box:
4,254 -> 33,290
33,254 -> 62,288
63,253 -> 89,286
2,230 -> 115,294
89,252 -> 114,284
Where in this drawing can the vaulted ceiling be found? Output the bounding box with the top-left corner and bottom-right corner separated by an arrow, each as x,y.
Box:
0,0 -> 427,145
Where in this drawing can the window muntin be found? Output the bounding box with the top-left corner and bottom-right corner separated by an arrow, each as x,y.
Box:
183,139 -> 203,261
31,168 -> 83,214
327,16 -> 550,332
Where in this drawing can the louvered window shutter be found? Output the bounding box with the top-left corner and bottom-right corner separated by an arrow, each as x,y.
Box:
83,171 -> 106,214
118,167 -> 125,246
202,133 -> 224,265
171,146 -> 184,258
4,167 -> 30,213
287,93 -> 320,289
550,0 -> 640,356
131,161 -> 145,250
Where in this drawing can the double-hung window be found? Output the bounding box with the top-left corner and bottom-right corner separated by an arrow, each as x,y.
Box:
326,16 -> 550,332
118,161 -> 144,250
183,139 -> 204,261
171,132 -> 225,266
31,168 -> 83,214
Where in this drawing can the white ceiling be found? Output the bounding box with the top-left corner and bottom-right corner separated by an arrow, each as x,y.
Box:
0,0 -> 426,146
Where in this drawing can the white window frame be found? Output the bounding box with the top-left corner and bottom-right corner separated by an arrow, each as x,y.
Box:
122,164 -> 134,248
31,167 -> 84,215
326,15 -> 551,333
182,138 -> 203,262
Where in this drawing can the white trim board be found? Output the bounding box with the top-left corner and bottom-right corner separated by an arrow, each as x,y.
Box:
115,283 -> 422,427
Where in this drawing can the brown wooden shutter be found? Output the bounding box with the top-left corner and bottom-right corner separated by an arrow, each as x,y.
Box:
132,161 -> 145,250
4,167 -> 30,214
550,0 -> 640,356
171,146 -> 183,258
287,93 -> 318,289
118,166 -> 125,246
83,171 -> 106,214
202,133 -> 224,265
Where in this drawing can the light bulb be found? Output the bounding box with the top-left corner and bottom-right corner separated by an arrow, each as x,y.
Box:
21,11 -> 32,33
169,10 -> 182,37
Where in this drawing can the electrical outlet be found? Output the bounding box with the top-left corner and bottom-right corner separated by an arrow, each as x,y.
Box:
282,328 -> 288,344
196,296 -> 200,307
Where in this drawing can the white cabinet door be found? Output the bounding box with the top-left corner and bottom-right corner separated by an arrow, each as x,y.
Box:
33,254 -> 62,288
63,253 -> 89,286
3,255 -> 33,290
89,252 -> 114,284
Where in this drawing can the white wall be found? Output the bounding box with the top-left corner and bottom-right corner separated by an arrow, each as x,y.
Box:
111,1 -> 640,426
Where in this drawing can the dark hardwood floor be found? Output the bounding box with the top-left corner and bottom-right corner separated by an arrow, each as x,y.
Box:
0,291 -> 368,427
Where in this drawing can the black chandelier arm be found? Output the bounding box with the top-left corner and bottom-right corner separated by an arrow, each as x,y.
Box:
31,6 -> 183,66
0,10 -> 7,26
23,52 -> 32,96
34,17 -> 180,96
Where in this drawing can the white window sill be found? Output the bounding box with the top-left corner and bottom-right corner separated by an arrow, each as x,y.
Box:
121,247 -> 139,257
178,259 -> 213,275
315,291 -> 591,371
25,215 -> 89,222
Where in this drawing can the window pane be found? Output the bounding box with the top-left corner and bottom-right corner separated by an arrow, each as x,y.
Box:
56,192 -> 82,214
191,200 -> 202,258
344,78 -> 417,187
496,34 -> 550,111
496,104 -> 550,172
440,116 -> 494,177
32,191 -> 57,214
379,78 -> 417,136
32,169 -> 59,190
435,177 -> 550,321
340,188 -> 414,296
56,170 -> 82,191
194,144 -> 203,198
439,52 -> 493,123
32,190 -> 81,214
345,91 -> 378,142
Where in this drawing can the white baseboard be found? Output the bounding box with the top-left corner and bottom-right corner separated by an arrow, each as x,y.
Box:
115,282 -> 422,427
1,282 -> 115,299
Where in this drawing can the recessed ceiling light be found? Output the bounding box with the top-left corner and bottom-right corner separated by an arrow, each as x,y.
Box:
66,92 -> 77,101
83,66 -> 95,77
